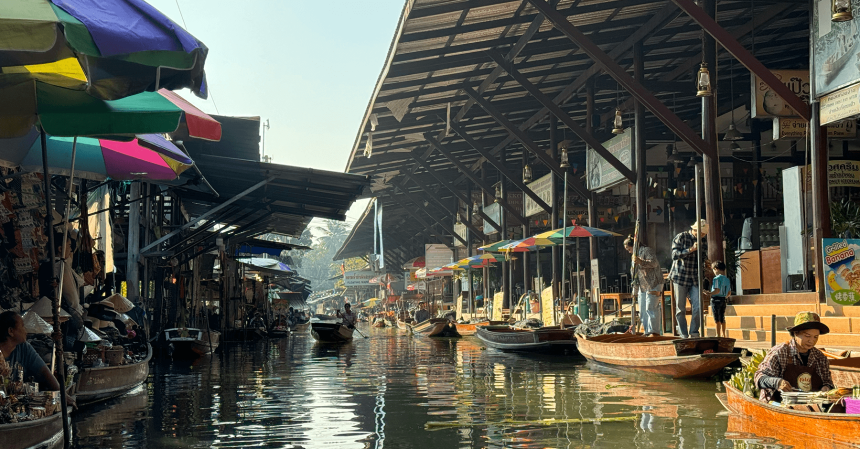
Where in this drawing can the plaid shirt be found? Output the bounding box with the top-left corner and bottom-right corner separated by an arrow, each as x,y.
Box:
669,231 -> 704,287
754,339 -> 834,402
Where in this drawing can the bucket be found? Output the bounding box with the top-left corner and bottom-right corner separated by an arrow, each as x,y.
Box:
104,348 -> 125,366
846,397 -> 860,415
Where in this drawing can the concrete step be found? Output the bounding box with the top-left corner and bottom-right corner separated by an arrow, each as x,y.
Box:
705,315 -> 860,334
703,328 -> 860,346
726,303 -> 860,317
728,292 -> 818,305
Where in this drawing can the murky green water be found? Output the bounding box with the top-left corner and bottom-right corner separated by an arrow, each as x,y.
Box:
67,326 -> 839,448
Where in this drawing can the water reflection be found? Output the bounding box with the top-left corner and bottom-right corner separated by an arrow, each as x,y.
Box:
67,327 -> 810,448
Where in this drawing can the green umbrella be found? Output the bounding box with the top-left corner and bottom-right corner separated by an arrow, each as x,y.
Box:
477,239 -> 519,253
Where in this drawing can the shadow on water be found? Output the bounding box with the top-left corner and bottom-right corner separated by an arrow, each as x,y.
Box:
67,326 -> 840,449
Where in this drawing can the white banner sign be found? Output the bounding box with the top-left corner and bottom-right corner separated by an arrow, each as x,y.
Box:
343,271 -> 376,287
425,243 -> 453,271
523,173 -> 554,217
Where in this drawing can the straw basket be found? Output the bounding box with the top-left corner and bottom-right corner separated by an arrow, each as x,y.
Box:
104,348 -> 125,366
82,348 -> 104,366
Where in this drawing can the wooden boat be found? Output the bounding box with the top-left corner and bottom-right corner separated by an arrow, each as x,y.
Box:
409,318 -> 460,338
476,325 -> 577,352
224,327 -> 267,341
455,320 -> 507,336
1,408 -> 67,449
725,410 -> 859,449
292,321 -> 310,332
396,318 -> 414,331
718,382 -> 860,447
372,319 -> 387,328
576,334 -> 739,378
310,322 -> 354,343
268,327 -> 289,338
742,351 -> 860,388
74,344 -> 152,405
164,328 -> 220,358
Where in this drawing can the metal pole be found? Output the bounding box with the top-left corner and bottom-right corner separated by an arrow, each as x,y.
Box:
695,164 -> 704,337
771,314 -> 777,347
561,169 -> 568,325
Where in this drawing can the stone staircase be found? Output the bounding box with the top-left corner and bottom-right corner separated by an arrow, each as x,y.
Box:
702,292 -> 860,348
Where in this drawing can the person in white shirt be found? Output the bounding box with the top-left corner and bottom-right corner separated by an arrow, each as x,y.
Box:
337,303 -> 357,328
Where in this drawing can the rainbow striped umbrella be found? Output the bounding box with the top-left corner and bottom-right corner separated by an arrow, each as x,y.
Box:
535,225 -> 623,240
478,239 -> 518,253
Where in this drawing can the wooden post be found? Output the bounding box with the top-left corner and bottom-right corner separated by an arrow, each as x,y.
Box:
500,149 -> 509,310
550,116 -> 560,300
634,42 -> 648,235
126,181 -> 141,302
521,151 -> 530,295
701,0 -> 725,263
811,101 -> 831,301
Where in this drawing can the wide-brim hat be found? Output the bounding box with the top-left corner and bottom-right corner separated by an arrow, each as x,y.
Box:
786,311 -> 830,335
690,219 -> 709,234
105,293 -> 135,313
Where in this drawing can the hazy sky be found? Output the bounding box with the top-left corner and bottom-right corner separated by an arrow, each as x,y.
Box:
147,0 -> 404,223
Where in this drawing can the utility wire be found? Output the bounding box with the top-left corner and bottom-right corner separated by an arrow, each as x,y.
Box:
173,0 -> 220,114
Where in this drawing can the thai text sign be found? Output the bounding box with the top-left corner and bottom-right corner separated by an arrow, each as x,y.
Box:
587,128 -> 633,192
821,238 -> 860,305
750,70 -> 809,118
803,160 -> 860,188
343,271 -> 376,287
523,173 -> 554,217
425,243 -> 453,272
820,83 -> 860,125
774,117 -> 856,139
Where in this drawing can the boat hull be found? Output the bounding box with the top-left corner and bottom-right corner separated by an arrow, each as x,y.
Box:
224,328 -> 267,341
0,409 -> 66,449
721,382 -> 860,446
167,330 -> 220,358
372,321 -> 387,328
74,344 -> 152,406
476,326 -> 577,352
576,335 -> 738,378
410,319 -> 460,338
455,321 -> 507,336
396,319 -> 414,331
829,357 -> 860,387
292,322 -> 310,332
311,322 -> 354,343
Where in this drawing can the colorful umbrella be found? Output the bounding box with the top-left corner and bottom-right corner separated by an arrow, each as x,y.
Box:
402,256 -> 425,269
478,239 -> 519,253
1,0 -> 209,100
536,226 -> 623,240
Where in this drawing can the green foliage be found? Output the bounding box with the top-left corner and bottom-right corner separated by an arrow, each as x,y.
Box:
830,198 -> 860,238
283,220 -> 354,292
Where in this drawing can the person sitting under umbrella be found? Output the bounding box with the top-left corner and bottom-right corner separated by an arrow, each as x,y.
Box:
754,312 -> 835,402
1,311 -> 61,392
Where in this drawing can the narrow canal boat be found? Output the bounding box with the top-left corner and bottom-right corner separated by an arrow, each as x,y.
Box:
292,321 -> 311,333
164,328 -> 220,358
718,382 -> 860,447
409,318 -> 460,337
2,408 -> 67,449
476,325 -> 577,352
224,327 -> 267,341
74,344 -> 152,405
396,318 -> 414,331
310,322 -> 354,343
576,334 -> 739,378
268,327 -> 290,338
454,320 -> 506,336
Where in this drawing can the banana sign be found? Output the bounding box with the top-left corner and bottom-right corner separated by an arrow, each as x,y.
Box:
822,238 -> 860,305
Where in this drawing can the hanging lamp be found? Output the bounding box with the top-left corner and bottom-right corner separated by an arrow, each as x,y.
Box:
723,60 -> 743,141
696,63 -> 712,97
833,0 -> 853,21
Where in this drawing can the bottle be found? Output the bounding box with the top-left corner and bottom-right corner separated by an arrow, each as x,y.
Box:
853,384 -> 860,399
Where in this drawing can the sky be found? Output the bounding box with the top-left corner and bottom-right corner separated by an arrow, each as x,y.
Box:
146,0 -> 404,224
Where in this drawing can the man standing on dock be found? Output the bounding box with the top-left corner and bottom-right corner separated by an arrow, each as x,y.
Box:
669,220 -> 708,338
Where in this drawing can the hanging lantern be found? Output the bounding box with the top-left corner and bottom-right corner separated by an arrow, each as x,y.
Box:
494,184 -> 501,203
522,163 -> 533,183
456,213 -> 462,224
560,147 -> 570,168
612,108 -> 625,134
696,63 -> 712,97
833,0 -> 853,21
363,133 -> 373,158
723,123 -> 743,141
472,200 -> 480,214
730,142 -> 742,152
666,144 -> 680,163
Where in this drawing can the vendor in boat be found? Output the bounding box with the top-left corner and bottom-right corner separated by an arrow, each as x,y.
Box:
0,311 -> 61,391
414,302 -> 430,323
336,303 -> 357,328
754,311 -> 835,402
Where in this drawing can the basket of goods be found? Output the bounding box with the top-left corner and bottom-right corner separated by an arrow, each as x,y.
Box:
104,347 -> 125,366
81,347 -> 104,366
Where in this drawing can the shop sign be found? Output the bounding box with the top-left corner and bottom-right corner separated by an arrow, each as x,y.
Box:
813,0 -> 860,97
647,199 -> 665,223
587,128 -> 633,192
482,202 -> 502,234
425,243 -> 453,273
343,271 -> 376,287
453,223 -> 467,247
821,238 -> 860,305
820,83 -> 860,125
523,173 -> 554,217
773,117 -> 857,139
750,70 -> 809,118
802,159 -> 860,189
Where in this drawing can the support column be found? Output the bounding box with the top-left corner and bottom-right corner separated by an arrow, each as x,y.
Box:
811,101 -> 831,300
586,84 -> 599,258
467,183 -> 474,317
481,166 -> 490,313
127,181 -> 141,303
521,151 -> 530,293
500,149 -> 510,310
701,0 -> 725,263
752,122 -> 763,217
550,116 -> 560,300
634,42 -> 648,237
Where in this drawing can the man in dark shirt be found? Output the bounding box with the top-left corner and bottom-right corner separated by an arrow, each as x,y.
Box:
0,311 -> 60,391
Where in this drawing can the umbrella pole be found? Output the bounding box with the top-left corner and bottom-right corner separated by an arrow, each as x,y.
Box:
40,129 -> 71,449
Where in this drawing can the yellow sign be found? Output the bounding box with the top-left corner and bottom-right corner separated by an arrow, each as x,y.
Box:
492,292 -> 504,321
820,83 -> 860,125
773,117 -> 857,139
803,160 -> 860,189
750,70 -> 809,118
541,286 -> 555,326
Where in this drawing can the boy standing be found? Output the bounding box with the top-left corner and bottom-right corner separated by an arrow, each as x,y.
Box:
705,261 -> 731,338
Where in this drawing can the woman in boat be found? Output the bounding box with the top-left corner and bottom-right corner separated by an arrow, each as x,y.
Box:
754,311 -> 835,402
624,235 -> 663,336
0,311 -> 61,391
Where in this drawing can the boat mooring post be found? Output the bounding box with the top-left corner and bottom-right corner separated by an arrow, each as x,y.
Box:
771,314 -> 776,347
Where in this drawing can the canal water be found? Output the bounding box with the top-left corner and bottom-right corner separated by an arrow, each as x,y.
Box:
68,326 -> 833,448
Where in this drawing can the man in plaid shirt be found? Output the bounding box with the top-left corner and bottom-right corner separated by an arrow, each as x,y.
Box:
669,219 -> 708,338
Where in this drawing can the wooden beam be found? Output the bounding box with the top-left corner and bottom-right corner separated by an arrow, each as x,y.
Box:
402,172 -> 488,241
462,86 -> 591,198
488,50 -> 636,182
529,0 -> 714,159
670,0 -> 810,121
387,189 -> 460,247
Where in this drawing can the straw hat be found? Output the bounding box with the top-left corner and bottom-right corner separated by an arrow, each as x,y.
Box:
22,311 -> 53,335
29,297 -> 71,323
105,293 -> 135,313
116,313 -> 139,328
786,311 -> 830,335
690,219 -> 709,235
79,327 -> 102,343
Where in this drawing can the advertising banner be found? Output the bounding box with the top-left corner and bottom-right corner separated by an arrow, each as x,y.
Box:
425,243 -> 453,273
813,0 -> 860,97
750,70 -> 809,118
820,83 -> 860,125
803,160 -> 860,188
524,173 -> 554,217
773,117 -> 857,139
482,202 -> 502,234
821,238 -> 860,305
587,128 -> 633,192
343,271 -> 376,287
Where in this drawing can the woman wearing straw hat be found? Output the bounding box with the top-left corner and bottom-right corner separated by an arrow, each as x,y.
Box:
754,312 -> 835,402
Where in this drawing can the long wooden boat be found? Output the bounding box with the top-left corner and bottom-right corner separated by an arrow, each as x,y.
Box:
718,382 -> 860,447
164,328 -> 220,358
268,327 -> 289,338
409,318 -> 460,338
310,322 -> 354,343
396,318 -> 414,331
455,320 -> 507,336
576,334 -> 739,378
1,408 -> 67,449
291,321 -> 311,332
372,319 -> 387,328
74,343 -> 152,406
742,352 -> 860,388
476,325 -> 577,352
224,327 -> 267,341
